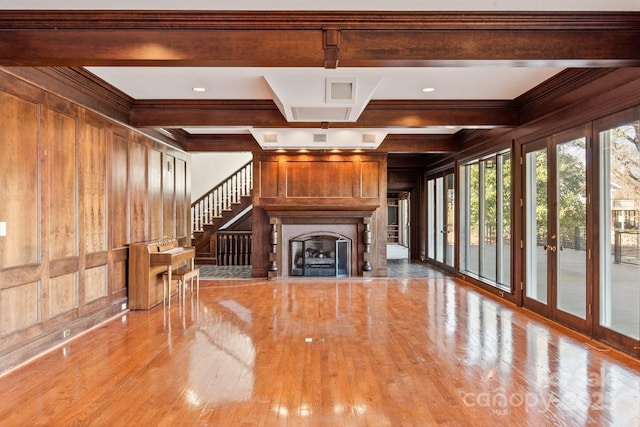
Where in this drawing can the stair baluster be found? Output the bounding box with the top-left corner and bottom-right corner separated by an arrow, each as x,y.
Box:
191,161 -> 253,263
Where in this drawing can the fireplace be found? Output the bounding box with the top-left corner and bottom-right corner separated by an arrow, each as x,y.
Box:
265,210 -> 374,278
290,234 -> 350,277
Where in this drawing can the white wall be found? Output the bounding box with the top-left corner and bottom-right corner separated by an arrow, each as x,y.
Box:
190,152 -> 253,201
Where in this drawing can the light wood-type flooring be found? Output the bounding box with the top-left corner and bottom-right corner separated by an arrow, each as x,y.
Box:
1,275 -> 639,426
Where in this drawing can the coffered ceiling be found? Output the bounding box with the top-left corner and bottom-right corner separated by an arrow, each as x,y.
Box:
1,1 -> 640,153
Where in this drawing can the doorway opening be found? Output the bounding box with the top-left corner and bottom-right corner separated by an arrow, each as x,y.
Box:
387,192 -> 410,260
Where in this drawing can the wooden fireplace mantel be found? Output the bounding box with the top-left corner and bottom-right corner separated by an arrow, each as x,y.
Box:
265,208 -> 377,220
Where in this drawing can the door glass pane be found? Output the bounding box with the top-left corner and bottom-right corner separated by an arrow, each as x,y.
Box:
467,163 -> 480,274
499,152 -> 512,287
435,177 -> 444,263
427,179 -> 435,259
482,157 -> 497,282
556,138 -> 587,319
526,149 -> 548,303
599,122 -> 640,339
445,173 -> 455,267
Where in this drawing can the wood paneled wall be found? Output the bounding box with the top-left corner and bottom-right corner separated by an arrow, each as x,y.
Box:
0,70 -> 190,374
252,152 -> 387,277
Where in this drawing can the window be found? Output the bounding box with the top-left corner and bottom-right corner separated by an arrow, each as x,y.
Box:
598,120 -> 640,340
461,151 -> 512,290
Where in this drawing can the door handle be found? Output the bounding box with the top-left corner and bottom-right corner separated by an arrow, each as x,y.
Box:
543,244 -> 557,252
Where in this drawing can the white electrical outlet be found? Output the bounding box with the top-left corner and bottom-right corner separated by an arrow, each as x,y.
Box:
63,329 -> 71,338
121,303 -> 127,310
0,222 -> 6,237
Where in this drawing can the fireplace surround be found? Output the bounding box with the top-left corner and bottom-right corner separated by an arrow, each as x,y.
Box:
266,210 -> 373,278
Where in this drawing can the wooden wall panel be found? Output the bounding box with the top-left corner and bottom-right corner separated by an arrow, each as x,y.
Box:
0,282 -> 39,334
0,69 -> 191,373
260,160 -> 279,197
175,159 -> 187,239
81,123 -> 107,254
112,260 -> 127,293
163,155 -> 175,238
361,161 -> 380,198
0,91 -> 39,269
286,161 -> 353,198
148,149 -> 163,240
111,133 -> 129,249
130,142 -> 147,244
48,273 -> 77,319
85,265 -> 107,303
43,107 -> 77,260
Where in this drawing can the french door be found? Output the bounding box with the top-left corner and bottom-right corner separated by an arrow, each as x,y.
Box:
426,171 -> 455,270
522,126 -> 590,333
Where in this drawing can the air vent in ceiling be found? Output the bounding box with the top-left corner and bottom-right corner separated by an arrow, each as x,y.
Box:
263,133 -> 278,143
326,78 -> 357,103
362,134 -> 377,143
313,133 -> 327,143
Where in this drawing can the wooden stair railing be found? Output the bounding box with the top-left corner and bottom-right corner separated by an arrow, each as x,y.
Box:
191,161 -> 253,262
216,231 -> 252,266
192,160 -> 253,233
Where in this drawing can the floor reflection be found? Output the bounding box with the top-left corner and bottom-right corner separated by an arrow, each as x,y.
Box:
189,307 -> 255,406
0,275 -> 638,426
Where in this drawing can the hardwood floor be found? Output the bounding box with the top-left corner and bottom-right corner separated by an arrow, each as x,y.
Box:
1,276 -> 639,426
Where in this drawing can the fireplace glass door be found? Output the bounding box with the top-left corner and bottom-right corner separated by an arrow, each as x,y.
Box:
290,235 -> 350,277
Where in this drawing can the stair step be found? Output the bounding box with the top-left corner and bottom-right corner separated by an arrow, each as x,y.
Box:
195,257 -> 217,265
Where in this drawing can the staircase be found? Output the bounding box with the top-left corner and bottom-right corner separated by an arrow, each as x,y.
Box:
191,161 -> 253,264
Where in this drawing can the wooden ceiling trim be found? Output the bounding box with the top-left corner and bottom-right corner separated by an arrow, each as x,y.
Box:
2,66 -> 132,123
379,134 -> 459,153
355,100 -> 517,127
516,68 -> 615,121
338,29 -> 640,67
0,29 -> 325,67
185,134 -> 262,152
130,100 -> 289,128
130,99 -> 517,128
1,11 -> 638,31
1,12 -> 639,67
182,132 -> 458,154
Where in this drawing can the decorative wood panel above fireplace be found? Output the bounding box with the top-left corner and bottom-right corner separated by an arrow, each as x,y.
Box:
252,152 -> 388,278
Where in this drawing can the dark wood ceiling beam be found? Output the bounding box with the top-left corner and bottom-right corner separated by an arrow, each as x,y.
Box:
338,29 -> 640,67
130,100 -> 291,127
2,11 -> 638,31
0,12 -> 638,67
379,134 -> 459,153
130,99 -> 517,128
353,100 -> 517,127
182,132 -> 458,153
185,134 -> 261,152
0,30 -> 324,67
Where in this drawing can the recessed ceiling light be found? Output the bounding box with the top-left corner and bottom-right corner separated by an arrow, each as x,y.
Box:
192,87 -> 206,92
422,87 -> 435,93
